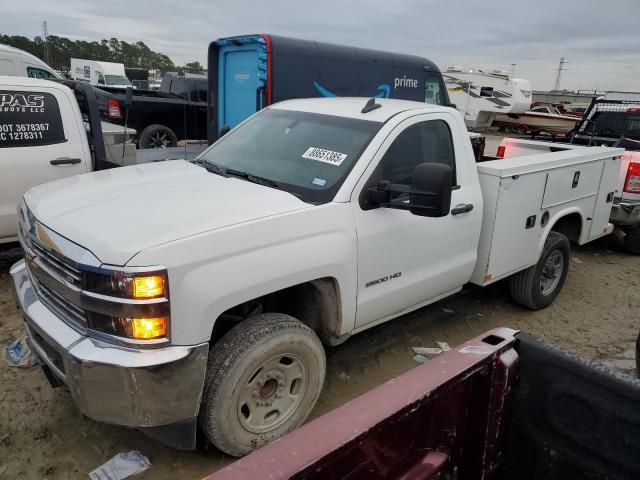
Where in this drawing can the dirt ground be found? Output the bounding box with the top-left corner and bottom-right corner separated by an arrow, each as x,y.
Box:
0,237 -> 638,480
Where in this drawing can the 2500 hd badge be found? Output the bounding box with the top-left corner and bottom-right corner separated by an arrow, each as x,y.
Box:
365,271 -> 402,288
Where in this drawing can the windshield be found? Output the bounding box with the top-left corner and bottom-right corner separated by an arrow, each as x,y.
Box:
196,108 -> 382,204
105,75 -> 132,86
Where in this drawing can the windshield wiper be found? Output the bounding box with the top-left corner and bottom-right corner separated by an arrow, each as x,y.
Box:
225,168 -> 280,189
194,159 -> 229,177
195,161 -> 280,189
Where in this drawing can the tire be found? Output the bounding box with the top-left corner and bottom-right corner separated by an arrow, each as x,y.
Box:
516,126 -> 527,135
623,227 -> 640,255
504,125 -> 514,134
509,231 -> 570,310
138,124 -> 178,149
198,313 -> 326,457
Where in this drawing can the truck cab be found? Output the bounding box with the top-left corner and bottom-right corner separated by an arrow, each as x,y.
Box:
70,59 -> 132,89
0,44 -> 62,80
0,76 -> 131,244
0,76 -> 91,243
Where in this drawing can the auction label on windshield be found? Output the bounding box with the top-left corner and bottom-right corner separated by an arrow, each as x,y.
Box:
0,91 -> 66,148
302,147 -> 348,166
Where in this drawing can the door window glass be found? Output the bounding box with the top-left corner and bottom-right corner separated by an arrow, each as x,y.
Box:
27,67 -> 57,79
376,120 -> 456,187
170,79 -> 187,98
0,91 -> 66,147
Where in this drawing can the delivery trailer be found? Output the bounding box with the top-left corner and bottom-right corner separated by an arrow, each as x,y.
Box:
207,34 -> 451,141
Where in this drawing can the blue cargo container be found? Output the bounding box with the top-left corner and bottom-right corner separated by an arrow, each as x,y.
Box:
207,34 -> 450,142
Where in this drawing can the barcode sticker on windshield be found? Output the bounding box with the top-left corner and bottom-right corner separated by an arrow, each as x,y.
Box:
302,147 -> 348,166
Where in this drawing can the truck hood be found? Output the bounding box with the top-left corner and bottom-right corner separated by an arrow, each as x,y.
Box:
25,160 -> 311,265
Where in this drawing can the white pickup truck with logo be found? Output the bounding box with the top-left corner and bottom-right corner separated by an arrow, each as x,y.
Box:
11,97 -> 622,455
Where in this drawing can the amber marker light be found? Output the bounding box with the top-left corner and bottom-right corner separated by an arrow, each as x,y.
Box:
133,275 -> 165,298
132,317 -> 168,339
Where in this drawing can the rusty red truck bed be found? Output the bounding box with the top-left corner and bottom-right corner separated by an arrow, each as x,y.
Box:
206,328 -> 640,480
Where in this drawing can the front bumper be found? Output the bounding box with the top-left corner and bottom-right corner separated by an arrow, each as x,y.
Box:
610,199 -> 640,227
11,259 -> 208,442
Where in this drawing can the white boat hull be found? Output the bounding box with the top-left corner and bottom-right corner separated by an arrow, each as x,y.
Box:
494,111 -> 580,133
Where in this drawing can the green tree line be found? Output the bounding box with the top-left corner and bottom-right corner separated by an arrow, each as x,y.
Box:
1,34 -> 205,74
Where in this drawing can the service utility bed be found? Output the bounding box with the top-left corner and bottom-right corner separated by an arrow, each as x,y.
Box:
471,145 -> 623,286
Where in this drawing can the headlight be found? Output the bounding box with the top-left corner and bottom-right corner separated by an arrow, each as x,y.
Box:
86,270 -> 168,299
85,269 -> 170,341
89,315 -> 169,341
133,275 -> 165,298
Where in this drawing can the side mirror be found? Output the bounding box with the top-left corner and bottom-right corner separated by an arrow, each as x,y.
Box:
366,162 -> 452,217
447,103 -> 457,109
410,163 -> 452,217
219,124 -> 231,137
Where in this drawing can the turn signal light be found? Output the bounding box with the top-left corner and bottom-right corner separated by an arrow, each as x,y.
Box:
133,275 -> 165,298
132,317 -> 168,339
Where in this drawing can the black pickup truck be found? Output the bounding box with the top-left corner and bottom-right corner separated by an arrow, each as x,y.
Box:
96,73 -> 208,148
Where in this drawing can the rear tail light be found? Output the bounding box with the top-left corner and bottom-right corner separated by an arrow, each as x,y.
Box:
107,99 -> 122,118
496,145 -> 506,158
624,162 -> 640,193
627,107 -> 640,113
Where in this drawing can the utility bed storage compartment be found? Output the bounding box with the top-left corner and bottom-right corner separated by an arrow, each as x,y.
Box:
471,146 -> 621,286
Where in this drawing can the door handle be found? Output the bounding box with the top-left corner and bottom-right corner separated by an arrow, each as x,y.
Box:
451,203 -> 474,215
50,157 -> 81,166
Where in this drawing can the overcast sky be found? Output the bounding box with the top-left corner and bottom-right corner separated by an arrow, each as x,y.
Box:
2,0 -> 639,92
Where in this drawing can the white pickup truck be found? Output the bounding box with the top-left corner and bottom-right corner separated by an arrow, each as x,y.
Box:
11,97 -> 622,455
0,76 -> 137,245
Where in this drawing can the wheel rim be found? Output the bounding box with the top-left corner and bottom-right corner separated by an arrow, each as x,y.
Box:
540,250 -> 564,296
237,353 -> 308,434
150,131 -> 169,148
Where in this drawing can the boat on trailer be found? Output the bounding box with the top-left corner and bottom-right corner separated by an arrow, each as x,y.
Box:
493,104 -> 581,137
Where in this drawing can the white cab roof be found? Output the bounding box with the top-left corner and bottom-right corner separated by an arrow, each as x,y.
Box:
0,75 -> 67,90
270,97 -> 449,122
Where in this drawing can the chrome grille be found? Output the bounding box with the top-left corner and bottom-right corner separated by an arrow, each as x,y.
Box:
19,223 -> 88,331
30,240 -> 82,286
32,275 -> 88,331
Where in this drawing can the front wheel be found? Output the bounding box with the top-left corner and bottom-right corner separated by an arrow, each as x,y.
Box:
198,313 -> 326,457
509,231 -> 570,309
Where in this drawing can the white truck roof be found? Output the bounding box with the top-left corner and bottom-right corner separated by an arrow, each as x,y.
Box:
271,97 -> 448,122
0,44 -> 62,79
0,74 -> 68,88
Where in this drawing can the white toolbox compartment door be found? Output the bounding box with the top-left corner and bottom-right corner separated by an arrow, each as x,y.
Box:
541,161 -> 602,209
587,156 -> 618,241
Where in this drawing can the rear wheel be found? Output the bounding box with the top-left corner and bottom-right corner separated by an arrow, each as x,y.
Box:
139,124 -> 178,149
509,231 -> 570,309
198,313 -> 326,457
623,227 -> 640,255
516,126 -> 528,135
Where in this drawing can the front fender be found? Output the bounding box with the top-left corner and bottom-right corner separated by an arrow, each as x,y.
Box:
129,203 -> 358,345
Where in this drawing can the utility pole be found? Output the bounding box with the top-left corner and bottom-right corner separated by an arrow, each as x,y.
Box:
42,21 -> 49,64
552,56 -> 567,92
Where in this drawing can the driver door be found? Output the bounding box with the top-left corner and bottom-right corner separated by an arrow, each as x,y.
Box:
351,113 -> 481,328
